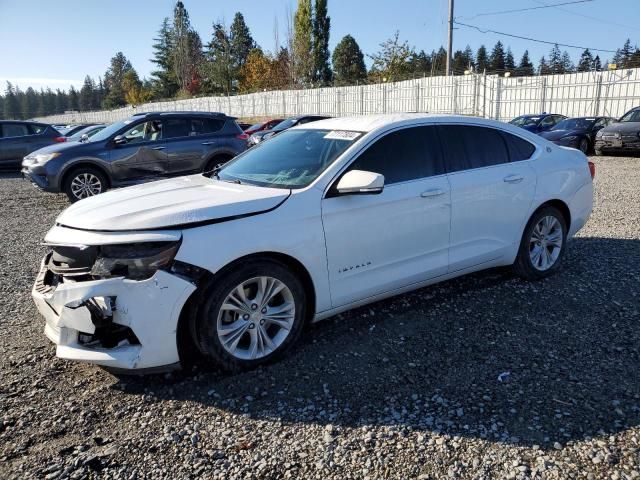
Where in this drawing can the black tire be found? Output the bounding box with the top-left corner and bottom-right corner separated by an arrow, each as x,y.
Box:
203,155 -> 232,174
193,258 -> 307,372
578,137 -> 589,154
512,205 -> 568,280
595,148 -> 603,156
63,166 -> 108,203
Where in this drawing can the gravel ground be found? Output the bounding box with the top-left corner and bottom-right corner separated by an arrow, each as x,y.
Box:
0,156 -> 639,480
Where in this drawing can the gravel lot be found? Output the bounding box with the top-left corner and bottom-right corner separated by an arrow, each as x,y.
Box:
1,156 -> 639,480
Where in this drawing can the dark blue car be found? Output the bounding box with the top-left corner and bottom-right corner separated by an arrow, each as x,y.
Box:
539,116 -> 614,154
509,113 -> 567,134
22,111 -> 248,202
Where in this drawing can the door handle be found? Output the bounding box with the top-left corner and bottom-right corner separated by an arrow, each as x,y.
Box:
503,174 -> 524,184
152,146 -> 166,150
201,141 -> 217,145
420,188 -> 445,198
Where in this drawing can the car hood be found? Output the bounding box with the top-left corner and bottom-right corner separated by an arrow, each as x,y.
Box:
56,175 -> 290,232
26,140 -> 86,157
600,122 -> 640,134
540,129 -> 587,140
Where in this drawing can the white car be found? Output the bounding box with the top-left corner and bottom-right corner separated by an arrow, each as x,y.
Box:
32,114 -> 594,372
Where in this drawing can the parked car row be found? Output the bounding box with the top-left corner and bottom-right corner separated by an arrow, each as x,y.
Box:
509,107 -> 640,156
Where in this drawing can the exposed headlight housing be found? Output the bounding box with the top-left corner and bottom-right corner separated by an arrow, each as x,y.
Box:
24,152 -> 61,165
90,242 -> 180,280
562,135 -> 578,142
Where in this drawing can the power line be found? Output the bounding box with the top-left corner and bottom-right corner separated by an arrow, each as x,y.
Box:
532,0 -> 640,32
453,21 -> 618,53
457,0 -> 594,20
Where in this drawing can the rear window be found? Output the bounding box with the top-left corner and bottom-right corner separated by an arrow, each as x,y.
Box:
28,124 -> 47,134
437,125 -> 510,172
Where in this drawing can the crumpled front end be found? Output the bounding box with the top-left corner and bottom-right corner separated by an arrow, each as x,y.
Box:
32,243 -> 196,371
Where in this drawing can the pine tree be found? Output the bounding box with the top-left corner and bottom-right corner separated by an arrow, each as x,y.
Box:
431,47 -> 448,76
409,50 -> 432,77
0,96 -> 4,120
549,44 -> 563,74
79,76 -> 96,111
173,1 -> 193,93
577,49 -> 595,72
489,41 -> 506,74
517,50 -> 534,76
230,12 -> 255,76
3,82 -> 19,119
476,45 -> 488,73
561,51 -> 574,73
312,0 -> 332,84
293,0 -> 314,85
620,38 -> 633,67
504,48 -> 516,73
68,86 -> 80,111
103,52 -> 133,108
593,55 -> 602,71
150,17 -> 179,99
628,48 -> 640,68
54,89 -> 68,114
21,87 -> 38,119
332,34 -> 367,85
204,23 -> 233,95
539,56 -> 550,75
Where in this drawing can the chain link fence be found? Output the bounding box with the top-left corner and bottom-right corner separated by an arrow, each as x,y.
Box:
36,68 -> 640,124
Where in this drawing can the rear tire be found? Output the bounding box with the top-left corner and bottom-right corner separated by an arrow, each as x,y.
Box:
579,138 -> 589,154
63,167 -> 108,203
193,259 -> 307,372
513,206 -> 567,280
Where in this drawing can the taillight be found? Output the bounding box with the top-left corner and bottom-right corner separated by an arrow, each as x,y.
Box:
588,161 -> 596,179
53,137 -> 67,143
236,133 -> 249,140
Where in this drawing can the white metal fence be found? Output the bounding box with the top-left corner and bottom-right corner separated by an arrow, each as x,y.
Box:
36,68 -> 640,124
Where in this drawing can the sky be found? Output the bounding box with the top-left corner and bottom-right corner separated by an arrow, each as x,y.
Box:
1,0 -> 639,92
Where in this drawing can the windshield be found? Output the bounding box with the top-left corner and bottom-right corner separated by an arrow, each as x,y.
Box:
272,117 -> 299,131
218,129 -> 362,189
619,109 -> 640,122
510,116 -> 540,127
551,118 -> 594,131
88,119 -> 135,142
68,125 -> 105,141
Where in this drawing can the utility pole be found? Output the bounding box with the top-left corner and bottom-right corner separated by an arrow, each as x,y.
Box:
446,0 -> 454,76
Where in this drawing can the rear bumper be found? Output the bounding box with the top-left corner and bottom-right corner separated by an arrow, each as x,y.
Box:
32,256 -> 196,370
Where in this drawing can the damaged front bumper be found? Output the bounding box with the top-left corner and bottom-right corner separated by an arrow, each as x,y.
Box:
32,255 -> 196,371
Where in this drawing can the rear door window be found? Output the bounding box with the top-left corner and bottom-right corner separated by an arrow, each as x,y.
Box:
1,123 -> 30,138
28,124 -> 47,134
437,125 -> 510,173
162,118 -> 191,139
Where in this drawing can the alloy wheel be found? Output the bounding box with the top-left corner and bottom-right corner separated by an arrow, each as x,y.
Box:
70,173 -> 102,199
216,276 -> 295,360
529,215 -> 563,271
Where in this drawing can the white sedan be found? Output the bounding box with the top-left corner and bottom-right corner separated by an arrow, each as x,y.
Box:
32,114 -> 594,372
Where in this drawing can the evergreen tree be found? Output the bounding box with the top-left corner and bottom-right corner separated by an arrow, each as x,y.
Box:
230,13 -> 255,76
150,17 -> 179,99
332,34 -> 367,85
549,44 -> 563,74
539,56 -> 550,75
68,86 -> 80,111
517,50 -> 534,76
489,41 -> 506,74
103,52 -> 133,108
3,82 -> 19,119
0,95 -> 4,120
629,48 -> 640,68
476,45 -> 488,73
431,47 -> 448,75
21,87 -> 38,119
312,0 -> 332,84
36,89 -> 46,116
293,0 -> 314,85
203,23 -> 233,95
577,49 -> 595,72
43,88 -> 56,115
79,75 -> 96,111
54,89 -> 68,114
172,1 -> 194,92
620,38 -> 633,67
593,55 -> 602,71
504,48 -> 516,73
409,50 -> 432,77
561,51 -> 574,73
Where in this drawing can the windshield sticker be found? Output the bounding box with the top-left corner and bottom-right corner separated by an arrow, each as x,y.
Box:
324,130 -> 360,141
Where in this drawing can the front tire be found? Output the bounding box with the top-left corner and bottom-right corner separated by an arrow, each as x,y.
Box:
63,167 -> 108,202
193,259 -> 307,371
513,206 -> 567,280
578,138 -> 589,154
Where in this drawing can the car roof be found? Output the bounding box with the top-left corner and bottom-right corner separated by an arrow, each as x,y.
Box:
130,111 -> 229,119
294,113 -> 535,137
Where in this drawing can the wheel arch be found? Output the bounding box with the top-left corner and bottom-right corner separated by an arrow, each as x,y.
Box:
60,160 -> 111,190
531,199 -> 571,231
203,149 -> 237,170
176,251 -> 317,367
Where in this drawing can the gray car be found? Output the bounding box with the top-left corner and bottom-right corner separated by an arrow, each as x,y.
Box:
22,111 -> 248,202
0,121 -> 63,169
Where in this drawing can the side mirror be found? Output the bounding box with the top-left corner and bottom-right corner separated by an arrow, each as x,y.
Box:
80,133 -> 89,141
336,170 -> 384,195
113,135 -> 127,145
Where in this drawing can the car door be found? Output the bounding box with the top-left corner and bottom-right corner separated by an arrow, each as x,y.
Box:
166,117 -> 225,174
110,119 -> 168,183
439,124 -> 537,272
321,125 -> 451,307
0,123 -> 32,168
